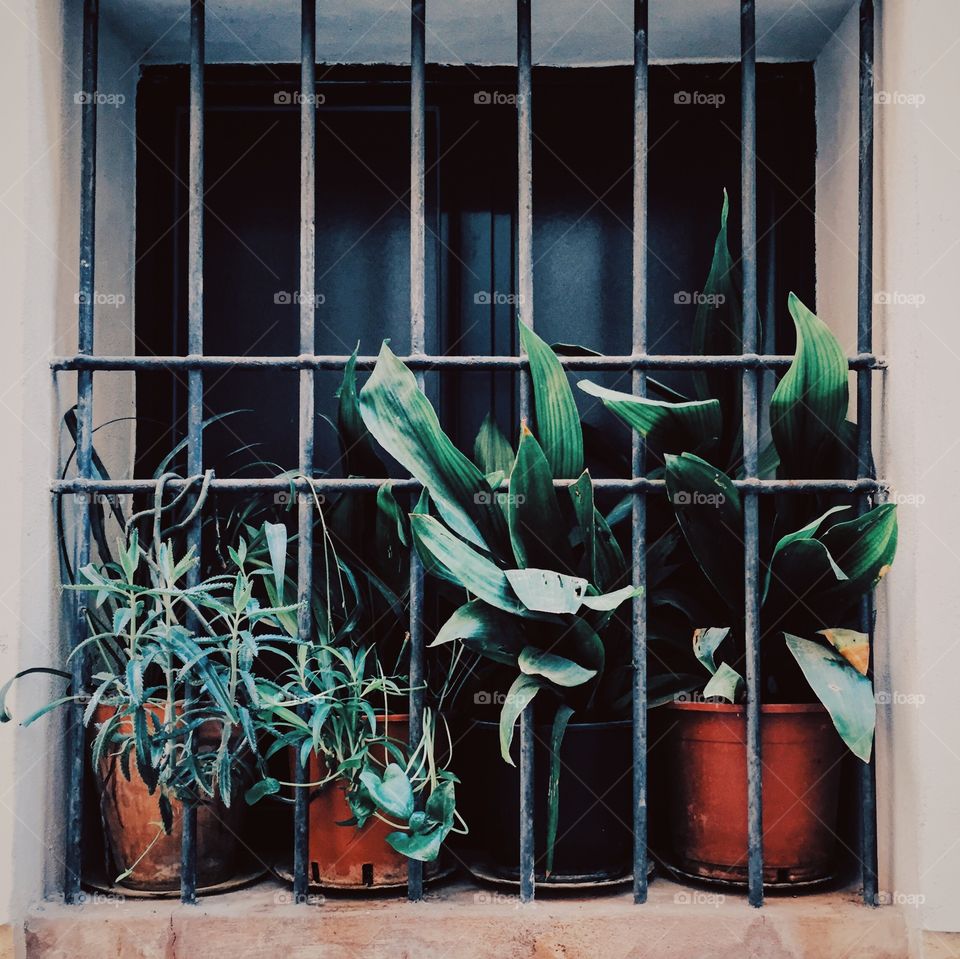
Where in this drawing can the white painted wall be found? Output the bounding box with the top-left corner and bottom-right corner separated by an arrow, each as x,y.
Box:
0,0 -> 136,947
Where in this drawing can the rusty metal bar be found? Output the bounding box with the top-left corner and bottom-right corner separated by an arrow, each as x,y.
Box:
65,0 -> 100,905
631,0 -> 649,906
292,0 -> 316,904
407,0 -> 427,903
858,0 -> 879,908
741,0 -> 764,909
179,0 -> 205,905
516,0 -> 536,906
51,352 -> 886,372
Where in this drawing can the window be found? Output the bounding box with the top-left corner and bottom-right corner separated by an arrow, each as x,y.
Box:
55,0 -> 883,910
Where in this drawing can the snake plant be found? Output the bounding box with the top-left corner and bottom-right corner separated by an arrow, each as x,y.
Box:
578,192 -> 897,762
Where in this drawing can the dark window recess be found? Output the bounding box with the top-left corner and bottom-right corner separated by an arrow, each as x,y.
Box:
134,64 -> 815,479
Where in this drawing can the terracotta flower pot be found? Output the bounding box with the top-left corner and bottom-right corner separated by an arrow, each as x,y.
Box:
94,703 -> 243,891
294,713 -> 422,889
660,702 -> 846,886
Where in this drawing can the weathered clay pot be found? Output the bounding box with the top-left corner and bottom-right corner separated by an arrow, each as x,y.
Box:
661,702 -> 845,885
94,703 -> 243,891
295,713 -> 422,889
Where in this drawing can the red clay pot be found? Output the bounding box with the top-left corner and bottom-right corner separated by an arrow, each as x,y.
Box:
94,703 -> 243,891
295,713 -> 418,889
661,702 -> 845,886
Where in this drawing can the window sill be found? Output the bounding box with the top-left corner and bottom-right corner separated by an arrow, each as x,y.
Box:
22,875 -> 911,959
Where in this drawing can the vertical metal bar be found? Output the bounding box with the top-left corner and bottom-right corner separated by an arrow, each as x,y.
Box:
631,0 -> 649,906
407,0 -> 427,903
293,0 -> 316,904
857,0 -> 879,908
180,0 -> 204,905
516,0 -> 535,906
66,0 -> 100,905
740,0 -> 764,909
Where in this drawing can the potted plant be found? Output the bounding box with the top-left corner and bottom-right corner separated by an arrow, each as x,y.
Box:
244,494 -> 461,889
578,193 -> 897,886
355,323 -> 693,884
1,487 -> 295,892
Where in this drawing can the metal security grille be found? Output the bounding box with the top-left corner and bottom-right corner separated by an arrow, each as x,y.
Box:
54,0 -> 883,910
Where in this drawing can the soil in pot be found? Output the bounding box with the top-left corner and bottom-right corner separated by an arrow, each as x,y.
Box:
93,703 -> 243,892
454,718 -> 633,884
657,702 -> 846,886
293,714 -> 441,889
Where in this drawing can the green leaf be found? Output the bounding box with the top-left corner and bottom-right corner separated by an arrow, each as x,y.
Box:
702,662 -> 744,702
508,426 -> 571,570
386,826 -> 443,862
474,413 -> 515,476
505,568 -> 587,614
569,471 -> 596,583
518,646 -> 596,687
762,506 -> 851,603
784,633 -> 875,762
817,504 -> 898,602
359,342 -> 505,551
410,514 -> 528,615
499,674 -> 544,765
665,453 -> 743,608
580,583 -> 642,612
693,626 -> 731,674
429,600 -> 524,665
770,293 -> 848,479
690,190 -> 744,463
245,778 -> 280,806
359,762 -> 415,820
520,323 -> 583,479
263,522 -> 289,602
545,704 -> 574,876
337,345 -> 385,475
577,380 -> 722,457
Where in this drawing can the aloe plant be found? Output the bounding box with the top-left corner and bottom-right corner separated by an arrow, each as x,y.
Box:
578,193 -> 897,763
354,323 -> 701,873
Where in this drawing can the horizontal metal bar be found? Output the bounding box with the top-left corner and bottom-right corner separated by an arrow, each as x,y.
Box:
51,352 -> 886,372
51,476 -> 886,495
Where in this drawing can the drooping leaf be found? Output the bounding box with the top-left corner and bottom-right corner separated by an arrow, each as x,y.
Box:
545,703 -> 574,877
665,453 -> 743,608
762,505 -> 851,603
359,762 -> 415,820
508,426 -> 572,570
819,628 -> 870,676
410,514 -> 528,615
359,343 -> 505,551
429,600 -> 524,665
337,345 -> 385,476
692,626 -> 731,674
784,633 -> 874,762
816,504 -> 898,602
474,413 -> 515,476
520,323 -> 583,479
577,381 -> 722,458
770,294 -> 848,479
499,674 -> 544,765
518,646 -> 596,687
580,583 -> 642,612
702,662 -> 744,702
386,826 -> 443,862
505,568 -> 587,614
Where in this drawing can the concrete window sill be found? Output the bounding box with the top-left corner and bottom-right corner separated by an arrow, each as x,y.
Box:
22,876 -> 912,959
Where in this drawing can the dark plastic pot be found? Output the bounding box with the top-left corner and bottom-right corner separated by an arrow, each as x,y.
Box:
456,718 -> 633,884
660,702 -> 845,886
